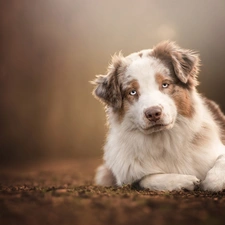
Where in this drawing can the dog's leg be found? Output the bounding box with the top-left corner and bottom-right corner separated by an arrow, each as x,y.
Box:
134,173 -> 200,191
94,164 -> 117,186
201,154 -> 225,191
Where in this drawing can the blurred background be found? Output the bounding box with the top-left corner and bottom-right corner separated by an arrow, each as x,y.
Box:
0,0 -> 225,165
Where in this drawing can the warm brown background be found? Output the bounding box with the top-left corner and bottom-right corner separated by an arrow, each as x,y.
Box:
1,0 -> 225,165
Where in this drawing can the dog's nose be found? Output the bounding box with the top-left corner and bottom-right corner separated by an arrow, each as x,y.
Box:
144,106 -> 162,122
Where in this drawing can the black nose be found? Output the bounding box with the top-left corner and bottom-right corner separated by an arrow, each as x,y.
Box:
144,106 -> 162,122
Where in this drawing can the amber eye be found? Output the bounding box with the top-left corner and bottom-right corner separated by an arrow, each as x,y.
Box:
162,83 -> 169,88
129,90 -> 137,96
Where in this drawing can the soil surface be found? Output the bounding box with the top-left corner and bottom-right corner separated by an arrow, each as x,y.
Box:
1,158 -> 225,225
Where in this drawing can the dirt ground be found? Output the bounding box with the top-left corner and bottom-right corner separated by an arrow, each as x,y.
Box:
1,158 -> 225,225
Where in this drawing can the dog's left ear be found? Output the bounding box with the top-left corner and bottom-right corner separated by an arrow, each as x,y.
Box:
152,41 -> 200,86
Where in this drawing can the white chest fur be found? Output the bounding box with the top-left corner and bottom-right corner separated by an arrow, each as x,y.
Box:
104,114 -> 225,186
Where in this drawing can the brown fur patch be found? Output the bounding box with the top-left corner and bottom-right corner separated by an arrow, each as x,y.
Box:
155,73 -> 194,118
204,98 -> 225,144
155,73 -> 174,91
155,73 -> 165,86
170,85 -> 194,118
139,52 -> 143,58
118,79 -> 140,121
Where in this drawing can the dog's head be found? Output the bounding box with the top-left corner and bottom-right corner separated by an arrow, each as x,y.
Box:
92,41 -> 200,134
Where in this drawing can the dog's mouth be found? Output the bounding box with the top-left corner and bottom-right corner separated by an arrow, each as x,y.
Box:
150,123 -> 168,128
140,122 -> 173,134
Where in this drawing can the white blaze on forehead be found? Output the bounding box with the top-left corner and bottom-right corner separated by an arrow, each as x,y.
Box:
125,56 -> 170,93
126,49 -> 153,60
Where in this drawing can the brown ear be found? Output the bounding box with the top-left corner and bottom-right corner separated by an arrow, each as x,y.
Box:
152,41 -> 200,86
92,53 -> 126,109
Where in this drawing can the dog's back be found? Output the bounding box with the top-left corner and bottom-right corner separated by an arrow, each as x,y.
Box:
204,98 -> 225,144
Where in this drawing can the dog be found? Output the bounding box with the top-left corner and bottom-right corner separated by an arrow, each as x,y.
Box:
92,41 -> 225,191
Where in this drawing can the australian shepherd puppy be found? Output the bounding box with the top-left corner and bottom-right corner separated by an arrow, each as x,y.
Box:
92,41 -> 225,191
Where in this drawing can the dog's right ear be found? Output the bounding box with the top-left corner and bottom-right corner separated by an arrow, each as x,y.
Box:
91,53 -> 126,109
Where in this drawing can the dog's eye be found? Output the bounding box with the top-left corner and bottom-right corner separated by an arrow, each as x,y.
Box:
162,83 -> 169,88
129,90 -> 137,96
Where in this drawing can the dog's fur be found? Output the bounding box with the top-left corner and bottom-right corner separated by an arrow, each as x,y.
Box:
92,41 -> 225,191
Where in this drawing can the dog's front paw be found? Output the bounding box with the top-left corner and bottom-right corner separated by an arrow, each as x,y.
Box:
201,173 -> 225,191
138,174 -> 200,191
201,155 -> 225,192
176,175 -> 200,191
